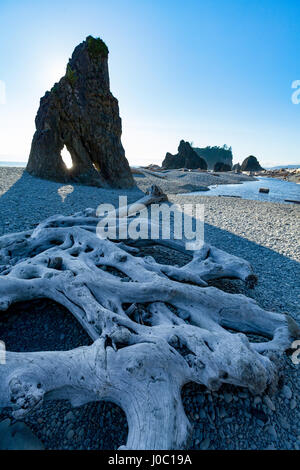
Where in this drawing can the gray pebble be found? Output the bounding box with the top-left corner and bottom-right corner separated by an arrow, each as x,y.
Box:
290,399 -> 297,410
263,396 -> 276,411
224,392 -> 233,404
282,385 -> 292,400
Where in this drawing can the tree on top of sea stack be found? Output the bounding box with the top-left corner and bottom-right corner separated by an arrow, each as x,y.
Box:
26,36 -> 135,189
162,140 -> 207,170
241,155 -> 264,172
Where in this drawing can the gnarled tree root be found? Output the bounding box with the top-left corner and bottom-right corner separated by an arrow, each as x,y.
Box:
0,186 -> 298,449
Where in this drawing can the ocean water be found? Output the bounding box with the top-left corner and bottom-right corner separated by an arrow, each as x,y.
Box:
0,161 -> 26,167
191,177 -> 300,204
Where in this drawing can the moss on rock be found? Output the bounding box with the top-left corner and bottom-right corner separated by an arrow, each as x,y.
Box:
65,65 -> 77,87
86,35 -> 109,59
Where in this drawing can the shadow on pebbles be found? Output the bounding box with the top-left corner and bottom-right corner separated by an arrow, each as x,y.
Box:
0,299 -> 128,450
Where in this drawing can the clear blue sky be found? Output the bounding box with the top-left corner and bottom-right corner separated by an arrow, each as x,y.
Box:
1,0 -> 300,167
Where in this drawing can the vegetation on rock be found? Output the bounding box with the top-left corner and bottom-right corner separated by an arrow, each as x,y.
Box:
193,145 -> 233,170
50,83 -> 59,94
65,65 -> 77,87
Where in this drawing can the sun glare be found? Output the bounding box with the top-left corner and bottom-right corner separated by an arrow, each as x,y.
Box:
61,145 -> 73,169
41,59 -> 66,91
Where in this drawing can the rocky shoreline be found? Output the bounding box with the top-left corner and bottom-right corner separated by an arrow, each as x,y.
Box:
0,167 -> 299,450
133,167 -> 256,194
254,168 -> 300,184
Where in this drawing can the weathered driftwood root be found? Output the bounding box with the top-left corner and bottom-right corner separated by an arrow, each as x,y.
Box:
0,186 -> 298,449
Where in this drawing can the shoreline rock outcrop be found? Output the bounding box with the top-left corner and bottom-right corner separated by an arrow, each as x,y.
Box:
162,140 -> 207,170
241,155 -> 263,172
254,167 -> 300,184
213,162 -> 231,172
232,163 -> 241,172
26,36 -> 135,188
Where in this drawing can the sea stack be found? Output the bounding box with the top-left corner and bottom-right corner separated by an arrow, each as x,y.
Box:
26,36 -> 135,188
241,155 -> 263,172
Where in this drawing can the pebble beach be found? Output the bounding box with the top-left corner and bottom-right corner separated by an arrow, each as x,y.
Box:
0,166 -> 299,450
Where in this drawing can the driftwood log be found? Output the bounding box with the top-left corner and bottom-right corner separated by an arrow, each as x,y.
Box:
0,186 -> 298,449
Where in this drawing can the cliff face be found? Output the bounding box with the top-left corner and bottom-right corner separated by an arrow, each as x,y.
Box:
162,140 -> 207,170
193,146 -> 233,170
213,162 -> 231,172
27,36 -> 135,188
241,155 -> 263,171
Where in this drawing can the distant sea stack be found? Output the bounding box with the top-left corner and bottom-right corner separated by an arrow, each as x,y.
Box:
162,140 -> 207,170
232,163 -> 241,172
26,36 -> 135,188
192,145 -> 233,170
241,155 -> 263,172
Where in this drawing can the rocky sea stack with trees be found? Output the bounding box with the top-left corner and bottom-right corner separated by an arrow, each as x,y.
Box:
193,144 -> 233,170
162,141 -> 234,171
